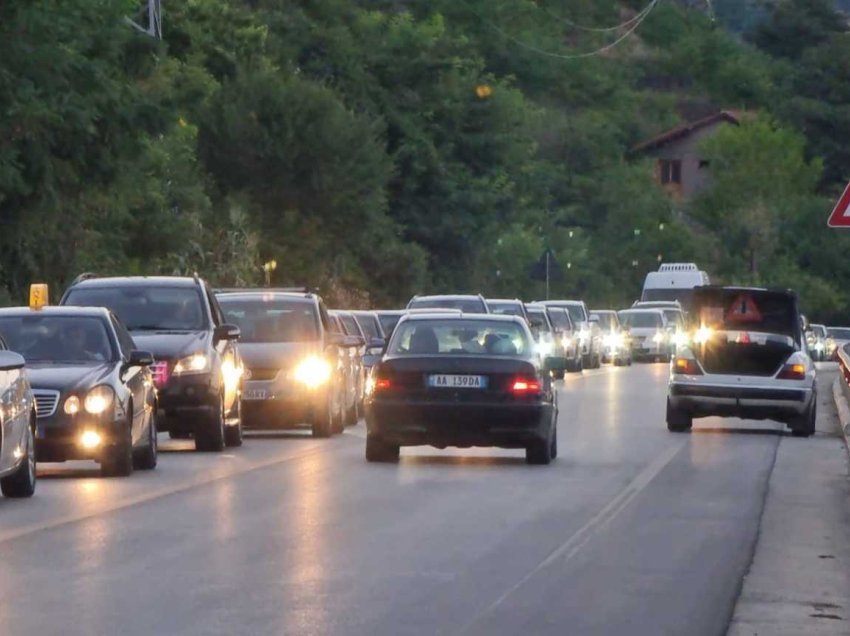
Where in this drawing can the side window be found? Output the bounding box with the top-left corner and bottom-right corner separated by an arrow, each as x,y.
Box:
110,316 -> 136,358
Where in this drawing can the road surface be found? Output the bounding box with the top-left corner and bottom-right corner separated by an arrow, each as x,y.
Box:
0,363 -> 848,635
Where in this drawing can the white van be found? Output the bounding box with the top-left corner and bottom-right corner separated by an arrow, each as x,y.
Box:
640,263 -> 710,313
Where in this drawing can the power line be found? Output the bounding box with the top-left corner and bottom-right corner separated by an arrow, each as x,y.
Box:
469,0 -> 661,61
536,0 -> 659,33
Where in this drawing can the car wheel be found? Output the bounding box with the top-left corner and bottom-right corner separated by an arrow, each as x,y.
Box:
553,368 -> 565,380
224,398 -> 243,448
133,410 -> 158,470
365,435 -> 399,463
195,396 -> 225,452
666,398 -> 692,433
311,398 -> 334,438
1,418 -> 36,498
593,352 -> 602,369
102,417 -> 134,477
790,400 -> 816,438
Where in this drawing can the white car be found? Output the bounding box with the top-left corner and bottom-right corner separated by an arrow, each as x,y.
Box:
618,308 -> 673,362
0,348 -> 37,498
667,287 -> 816,437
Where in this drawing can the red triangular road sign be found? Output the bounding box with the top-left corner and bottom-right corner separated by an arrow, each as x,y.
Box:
827,181 -> 850,227
726,294 -> 763,323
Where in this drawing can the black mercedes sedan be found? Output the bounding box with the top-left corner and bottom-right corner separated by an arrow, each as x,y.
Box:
365,313 -> 558,464
0,307 -> 158,477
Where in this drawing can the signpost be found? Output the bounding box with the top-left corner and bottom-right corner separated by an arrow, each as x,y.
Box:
529,248 -> 564,299
827,181 -> 850,227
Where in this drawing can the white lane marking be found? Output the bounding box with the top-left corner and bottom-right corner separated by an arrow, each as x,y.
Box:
0,444 -> 329,545
463,440 -> 686,629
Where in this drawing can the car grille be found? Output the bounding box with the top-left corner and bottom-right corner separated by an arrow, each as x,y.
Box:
246,368 -> 279,382
151,361 -> 170,388
33,389 -> 60,419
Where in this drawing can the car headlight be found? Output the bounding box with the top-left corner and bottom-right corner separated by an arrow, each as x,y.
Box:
536,341 -> 553,356
693,327 -> 713,344
603,333 -> 624,349
815,342 -> 825,351
674,331 -> 689,347
293,356 -> 332,389
653,331 -> 666,344
578,329 -> 590,343
173,353 -> 210,375
84,386 -> 115,415
64,395 -> 81,415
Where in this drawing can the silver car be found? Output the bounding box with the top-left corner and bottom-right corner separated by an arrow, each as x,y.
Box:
618,308 -> 673,362
0,347 -> 37,498
667,287 -> 816,437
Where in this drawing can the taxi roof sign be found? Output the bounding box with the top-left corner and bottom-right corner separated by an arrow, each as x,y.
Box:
29,284 -> 49,310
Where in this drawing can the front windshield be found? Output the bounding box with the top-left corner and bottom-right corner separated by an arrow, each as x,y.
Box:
389,319 -> 532,357
663,310 -> 685,329
642,289 -> 695,310
551,303 -> 586,325
377,313 -> 402,335
526,309 -> 551,333
592,313 -> 617,331
65,287 -> 206,332
354,314 -> 381,339
218,298 -> 319,343
619,312 -> 663,329
813,325 -> 827,338
0,315 -> 114,363
828,327 -> 850,340
488,301 -> 524,317
547,309 -> 572,331
408,298 -> 486,313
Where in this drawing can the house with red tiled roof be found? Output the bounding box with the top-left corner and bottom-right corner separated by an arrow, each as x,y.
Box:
633,110 -> 744,200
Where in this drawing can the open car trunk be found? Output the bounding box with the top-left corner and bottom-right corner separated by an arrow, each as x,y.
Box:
691,287 -> 801,377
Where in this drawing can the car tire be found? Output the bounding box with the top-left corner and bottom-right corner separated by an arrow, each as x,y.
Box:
195,397 -> 226,452
102,418 -> 134,477
365,435 -> 399,463
790,400 -> 816,438
592,352 -> 602,369
1,419 -> 36,498
311,398 -> 334,438
666,398 -> 692,433
526,438 -> 552,465
133,411 -> 158,470
224,398 -> 243,448
553,368 -> 565,380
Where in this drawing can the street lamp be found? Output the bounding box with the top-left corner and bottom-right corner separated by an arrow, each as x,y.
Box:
262,260 -> 277,287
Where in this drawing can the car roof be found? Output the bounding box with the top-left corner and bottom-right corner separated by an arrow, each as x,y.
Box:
540,300 -> 584,306
400,312 -> 522,323
409,294 -> 484,301
619,308 -> 665,315
68,276 -> 201,289
375,309 -> 405,315
695,285 -> 796,298
0,306 -> 112,319
215,291 -> 315,302
590,309 -> 617,315
486,298 -> 523,304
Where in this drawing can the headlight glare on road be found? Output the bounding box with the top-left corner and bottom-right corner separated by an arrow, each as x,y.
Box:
293,356 -> 332,389
84,386 -> 114,415
173,353 -> 210,375
64,395 -> 81,415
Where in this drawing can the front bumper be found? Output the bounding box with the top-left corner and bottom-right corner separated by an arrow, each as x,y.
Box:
669,381 -> 813,421
157,373 -> 218,418
241,381 -> 330,428
366,399 -> 554,448
35,412 -> 125,463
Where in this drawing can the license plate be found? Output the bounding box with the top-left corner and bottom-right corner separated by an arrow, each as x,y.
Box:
427,374 -> 488,389
243,389 -> 269,401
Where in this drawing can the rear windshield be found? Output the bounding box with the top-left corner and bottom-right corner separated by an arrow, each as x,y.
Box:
619,312 -> 663,329
377,313 -> 402,335
0,315 -> 115,363
488,301 -> 524,317
828,327 -> 850,339
526,308 -> 552,333
218,298 -> 319,343
591,313 -> 617,331
389,320 -> 532,357
65,286 -> 206,332
547,309 -> 572,331
693,290 -> 798,339
354,314 -> 381,339
408,297 -> 487,313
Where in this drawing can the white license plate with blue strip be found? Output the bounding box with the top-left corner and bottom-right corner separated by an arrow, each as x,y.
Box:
427,374 -> 488,389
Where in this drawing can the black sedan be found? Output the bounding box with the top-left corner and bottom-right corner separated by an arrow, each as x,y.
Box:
0,307 -> 158,477
365,313 -> 558,464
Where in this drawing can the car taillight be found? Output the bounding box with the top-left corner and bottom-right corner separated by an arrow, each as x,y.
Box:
374,378 -> 392,391
512,377 -> 541,394
673,357 -> 702,375
777,363 -> 806,380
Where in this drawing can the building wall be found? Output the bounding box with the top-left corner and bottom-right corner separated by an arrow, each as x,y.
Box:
645,121 -> 731,199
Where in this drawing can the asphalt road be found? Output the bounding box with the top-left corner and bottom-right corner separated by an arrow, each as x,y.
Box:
0,363 -> 845,635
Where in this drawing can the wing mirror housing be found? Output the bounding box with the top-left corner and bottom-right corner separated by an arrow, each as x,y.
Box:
122,349 -> 154,376
369,337 -> 387,350
345,335 -> 365,348
0,350 -> 25,371
214,324 -> 241,342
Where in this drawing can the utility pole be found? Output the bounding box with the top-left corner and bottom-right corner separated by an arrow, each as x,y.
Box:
127,0 -> 162,39
545,250 -> 550,301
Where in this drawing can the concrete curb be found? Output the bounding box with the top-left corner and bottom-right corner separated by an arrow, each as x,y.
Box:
830,376 -> 850,451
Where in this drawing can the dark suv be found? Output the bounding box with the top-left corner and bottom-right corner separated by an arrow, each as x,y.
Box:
60,275 -> 243,452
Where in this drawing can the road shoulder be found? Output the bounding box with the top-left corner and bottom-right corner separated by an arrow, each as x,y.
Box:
728,369 -> 850,635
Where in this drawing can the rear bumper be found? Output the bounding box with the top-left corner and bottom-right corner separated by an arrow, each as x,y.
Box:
366,400 -> 555,448
669,382 -> 813,420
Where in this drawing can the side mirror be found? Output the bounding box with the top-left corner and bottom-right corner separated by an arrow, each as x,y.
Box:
369,337 -> 386,349
344,335 -> 365,348
0,350 -> 25,371
214,324 -> 241,342
127,350 -> 154,368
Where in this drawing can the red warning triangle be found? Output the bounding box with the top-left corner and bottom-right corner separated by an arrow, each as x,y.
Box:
827,181 -> 850,227
726,294 -> 763,323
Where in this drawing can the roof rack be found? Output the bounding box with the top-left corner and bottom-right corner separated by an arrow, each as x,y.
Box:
69,272 -> 100,286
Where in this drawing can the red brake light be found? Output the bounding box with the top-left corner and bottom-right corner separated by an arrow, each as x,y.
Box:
673,357 -> 702,375
512,378 -> 541,394
374,378 -> 392,391
778,363 -> 806,380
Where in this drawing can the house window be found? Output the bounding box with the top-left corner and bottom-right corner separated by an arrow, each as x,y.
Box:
659,159 -> 682,185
